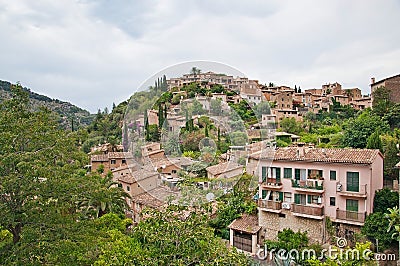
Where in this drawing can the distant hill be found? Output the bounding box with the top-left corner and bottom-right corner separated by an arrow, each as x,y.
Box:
0,80 -> 94,129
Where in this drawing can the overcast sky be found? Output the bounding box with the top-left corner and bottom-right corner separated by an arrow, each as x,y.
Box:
0,0 -> 399,113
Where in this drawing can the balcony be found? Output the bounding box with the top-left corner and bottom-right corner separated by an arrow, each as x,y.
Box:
292,179 -> 324,193
336,209 -> 366,225
258,199 -> 282,213
261,178 -> 283,190
337,183 -> 367,198
292,204 -> 324,219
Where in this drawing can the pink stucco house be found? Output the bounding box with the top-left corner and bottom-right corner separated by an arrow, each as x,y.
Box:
244,145 -> 383,245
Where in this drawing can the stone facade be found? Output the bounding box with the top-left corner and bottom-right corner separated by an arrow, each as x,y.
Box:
258,209 -> 324,244
371,74 -> 400,103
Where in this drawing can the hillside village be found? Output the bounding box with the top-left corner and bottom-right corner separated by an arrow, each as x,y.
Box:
88,70 -> 400,261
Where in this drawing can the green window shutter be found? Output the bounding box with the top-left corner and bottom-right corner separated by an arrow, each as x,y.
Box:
294,194 -> 300,204
346,172 -> 359,192
262,190 -> 267,199
295,169 -> 300,180
276,168 -> 281,182
278,192 -> 283,201
262,167 -> 267,182
307,195 -> 312,204
284,168 -> 292,178
346,199 -> 358,212
330,170 -> 336,181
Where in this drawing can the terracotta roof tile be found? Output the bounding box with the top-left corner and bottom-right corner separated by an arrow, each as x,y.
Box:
228,214 -> 261,234
249,147 -> 381,164
108,152 -> 133,159
91,154 -> 108,162
206,162 -> 243,176
117,167 -> 159,183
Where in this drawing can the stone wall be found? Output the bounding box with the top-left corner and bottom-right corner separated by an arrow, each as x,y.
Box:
258,209 -> 324,244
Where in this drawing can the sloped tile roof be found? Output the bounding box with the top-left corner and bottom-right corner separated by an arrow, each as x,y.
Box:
206,162 -> 243,176
132,191 -> 164,209
91,152 -> 133,162
249,147 -> 381,165
108,152 -> 133,159
117,167 -> 159,184
91,154 -> 108,162
228,214 -> 261,234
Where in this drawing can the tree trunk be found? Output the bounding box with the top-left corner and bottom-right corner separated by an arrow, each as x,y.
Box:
10,224 -> 22,244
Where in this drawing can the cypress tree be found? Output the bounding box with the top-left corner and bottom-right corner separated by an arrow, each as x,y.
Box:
123,122 -> 129,151
158,103 -> 164,128
205,124 -> 209,137
366,131 -> 383,152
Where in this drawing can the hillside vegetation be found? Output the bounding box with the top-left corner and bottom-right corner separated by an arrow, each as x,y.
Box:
0,80 -> 94,129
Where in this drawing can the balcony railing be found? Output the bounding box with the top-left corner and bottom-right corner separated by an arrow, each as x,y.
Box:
336,209 -> 366,223
337,183 -> 367,197
261,178 -> 282,189
258,199 -> 282,211
292,204 -> 324,217
292,179 -> 324,191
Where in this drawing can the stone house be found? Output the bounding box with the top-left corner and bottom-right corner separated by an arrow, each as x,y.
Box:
371,74 -> 400,103
91,152 -> 133,173
206,162 -> 244,179
228,214 -> 261,255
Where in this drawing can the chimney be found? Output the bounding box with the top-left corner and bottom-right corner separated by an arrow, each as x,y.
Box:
371,77 -> 375,84
297,146 -> 305,158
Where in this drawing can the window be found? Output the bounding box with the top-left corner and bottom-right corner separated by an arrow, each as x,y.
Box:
307,195 -> 320,204
172,170 -> 177,174
277,192 -> 284,202
346,172 -> 359,192
295,169 -> 306,181
126,186 -> 130,192
272,167 -> 281,182
110,159 -> 116,164
294,194 -> 306,205
122,159 -> 126,164
261,190 -> 267,199
284,168 -> 292,178
261,166 -> 267,182
330,197 -> 336,206
284,192 -> 292,203
346,199 -> 359,212
330,170 -> 336,181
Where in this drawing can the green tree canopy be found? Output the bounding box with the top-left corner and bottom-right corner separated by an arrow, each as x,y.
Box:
341,110 -> 389,148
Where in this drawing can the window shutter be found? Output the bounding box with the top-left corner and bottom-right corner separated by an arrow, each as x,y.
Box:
294,194 -> 300,204
307,195 -> 312,204
262,190 -> 267,199
262,167 -> 267,182
295,169 -> 300,180
278,192 -> 283,201
276,168 -> 281,182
